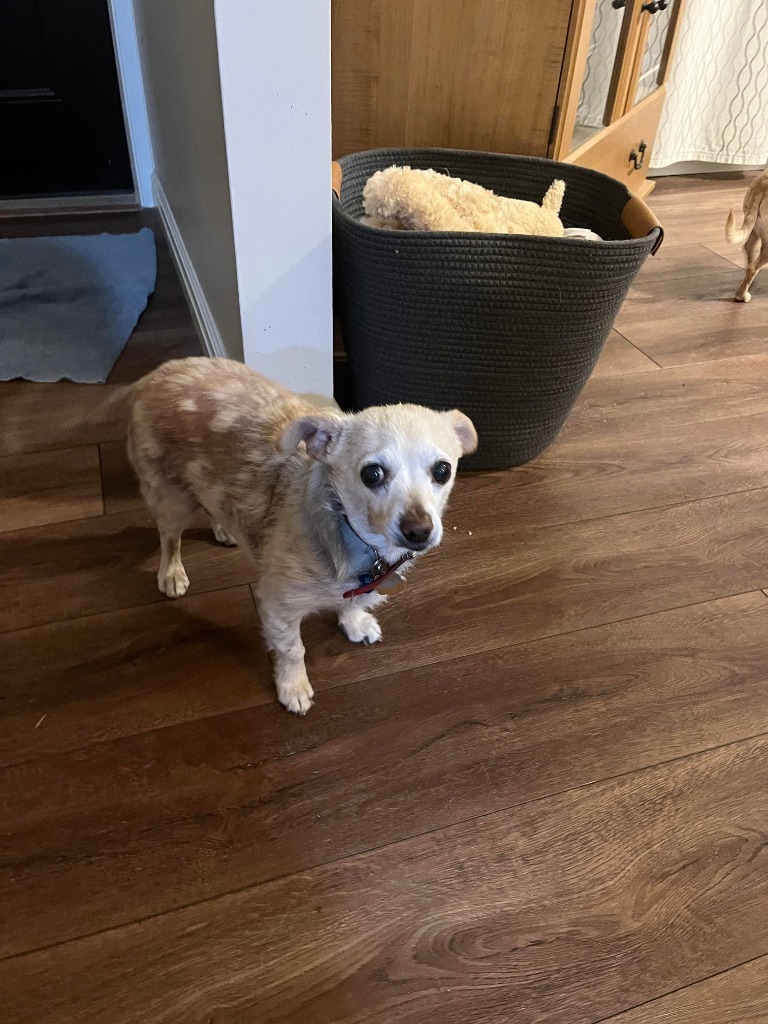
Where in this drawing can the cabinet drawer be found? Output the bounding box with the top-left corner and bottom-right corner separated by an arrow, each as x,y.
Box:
564,89 -> 664,196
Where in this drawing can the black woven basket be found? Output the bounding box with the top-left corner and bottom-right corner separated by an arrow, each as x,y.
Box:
333,147 -> 662,470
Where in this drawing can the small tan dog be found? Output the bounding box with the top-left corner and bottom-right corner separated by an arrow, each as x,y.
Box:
726,167 -> 768,302
362,165 -> 566,236
127,358 -> 477,714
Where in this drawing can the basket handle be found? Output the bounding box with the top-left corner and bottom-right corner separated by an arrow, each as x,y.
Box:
622,194 -> 664,255
332,161 -> 342,200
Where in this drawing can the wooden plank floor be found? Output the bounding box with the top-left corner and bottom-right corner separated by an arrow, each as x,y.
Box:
1,181 -> 768,1023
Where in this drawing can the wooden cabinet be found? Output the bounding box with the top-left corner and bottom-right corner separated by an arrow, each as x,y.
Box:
557,0 -> 686,194
332,0 -> 686,197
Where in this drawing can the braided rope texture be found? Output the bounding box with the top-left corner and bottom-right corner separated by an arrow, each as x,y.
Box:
334,148 -> 658,470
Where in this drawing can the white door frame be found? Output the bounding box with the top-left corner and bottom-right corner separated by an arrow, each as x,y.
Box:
109,0 -> 154,206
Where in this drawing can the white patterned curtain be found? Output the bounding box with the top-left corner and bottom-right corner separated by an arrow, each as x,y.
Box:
651,0 -> 768,168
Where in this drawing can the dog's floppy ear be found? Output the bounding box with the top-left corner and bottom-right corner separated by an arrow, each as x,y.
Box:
281,413 -> 346,461
443,410 -> 478,455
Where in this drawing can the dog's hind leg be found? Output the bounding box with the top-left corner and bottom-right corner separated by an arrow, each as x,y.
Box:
143,482 -> 197,598
735,231 -> 766,302
127,432 -> 197,597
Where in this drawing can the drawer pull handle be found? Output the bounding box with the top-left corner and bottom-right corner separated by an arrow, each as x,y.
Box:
630,140 -> 647,171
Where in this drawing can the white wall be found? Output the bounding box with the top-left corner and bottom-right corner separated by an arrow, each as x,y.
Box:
133,0 -> 244,361
131,0 -> 334,398
214,1 -> 333,399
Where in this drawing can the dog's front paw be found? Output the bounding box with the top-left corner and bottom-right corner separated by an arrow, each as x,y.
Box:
339,609 -> 383,645
158,566 -> 189,598
278,677 -> 314,715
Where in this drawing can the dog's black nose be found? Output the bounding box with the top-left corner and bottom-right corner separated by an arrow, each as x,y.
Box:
400,511 -> 433,547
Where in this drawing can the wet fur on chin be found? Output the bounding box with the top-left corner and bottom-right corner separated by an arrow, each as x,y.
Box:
126,357 -> 477,715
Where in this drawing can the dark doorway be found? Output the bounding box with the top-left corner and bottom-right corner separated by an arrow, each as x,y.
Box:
0,0 -> 134,201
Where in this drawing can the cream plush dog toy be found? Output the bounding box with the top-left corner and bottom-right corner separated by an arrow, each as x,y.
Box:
362,165 -> 566,236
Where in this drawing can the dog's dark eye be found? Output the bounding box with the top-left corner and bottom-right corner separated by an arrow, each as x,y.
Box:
432,460 -> 452,485
360,463 -> 386,488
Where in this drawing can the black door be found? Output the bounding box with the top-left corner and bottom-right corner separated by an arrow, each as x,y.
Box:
0,0 -> 134,200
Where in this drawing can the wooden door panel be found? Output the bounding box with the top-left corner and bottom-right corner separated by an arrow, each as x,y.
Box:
332,0 -> 573,158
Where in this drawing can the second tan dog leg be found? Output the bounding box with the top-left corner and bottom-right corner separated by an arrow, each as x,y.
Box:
142,483 -> 196,598
735,231 -> 766,302
257,590 -> 314,715
158,533 -> 188,598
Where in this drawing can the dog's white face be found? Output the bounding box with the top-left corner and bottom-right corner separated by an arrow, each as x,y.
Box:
283,404 -> 477,562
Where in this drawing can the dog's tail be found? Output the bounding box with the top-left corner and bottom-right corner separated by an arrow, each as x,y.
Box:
0,382 -> 135,456
726,189 -> 763,246
542,179 -> 566,216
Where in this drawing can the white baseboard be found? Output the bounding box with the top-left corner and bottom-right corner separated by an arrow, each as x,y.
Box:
152,173 -> 228,359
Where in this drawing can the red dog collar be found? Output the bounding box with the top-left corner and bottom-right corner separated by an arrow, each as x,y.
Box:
343,552 -> 413,599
